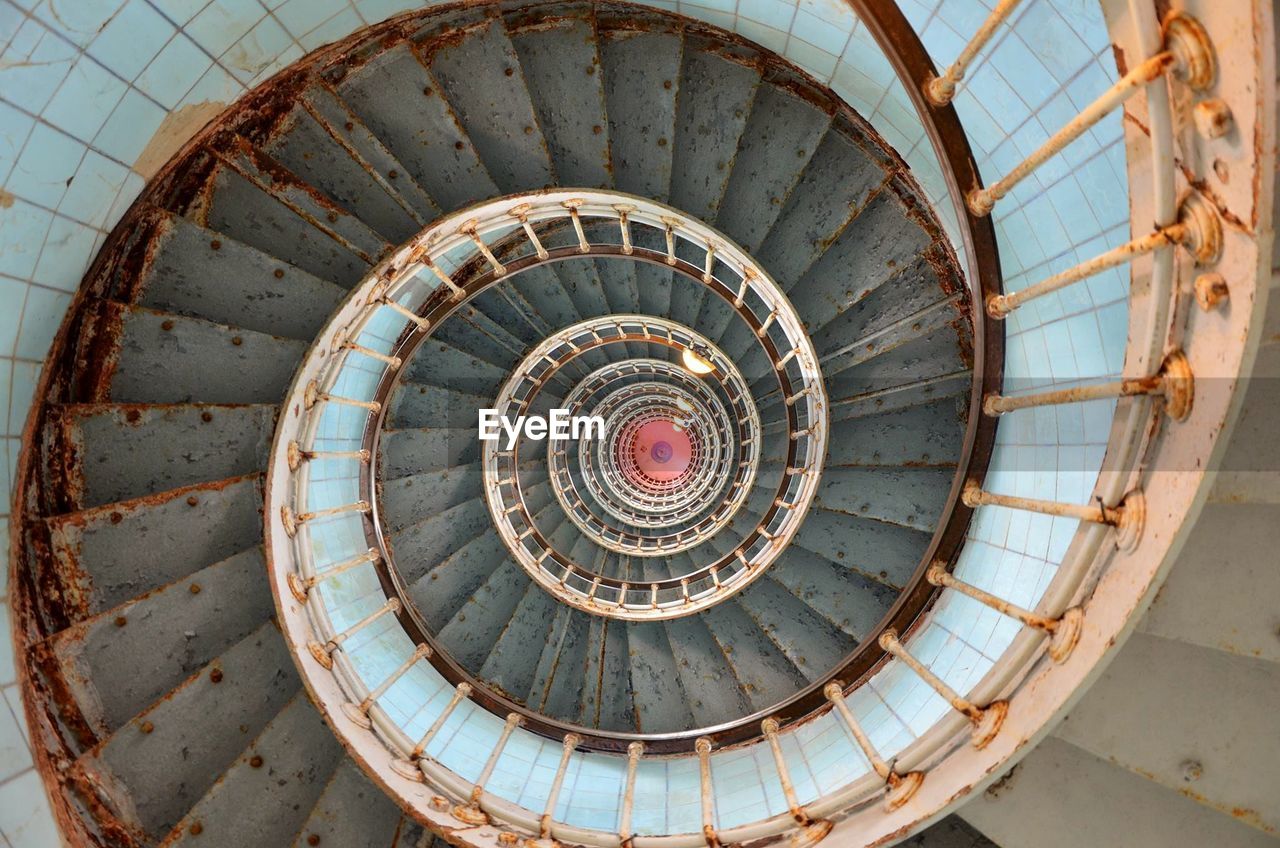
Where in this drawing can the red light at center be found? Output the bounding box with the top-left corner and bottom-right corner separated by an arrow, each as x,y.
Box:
631,419 -> 692,482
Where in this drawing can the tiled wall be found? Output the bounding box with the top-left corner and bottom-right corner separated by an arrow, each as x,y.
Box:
0,0 -> 1125,842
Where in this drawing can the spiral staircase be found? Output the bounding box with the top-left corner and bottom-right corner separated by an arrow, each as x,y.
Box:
5,1 -> 1276,847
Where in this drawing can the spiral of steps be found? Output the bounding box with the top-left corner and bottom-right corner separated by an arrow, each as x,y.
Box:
6,1 -> 1276,847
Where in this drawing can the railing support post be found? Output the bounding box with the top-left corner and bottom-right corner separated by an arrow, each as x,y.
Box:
823,682 -> 924,810
879,630 -> 1009,749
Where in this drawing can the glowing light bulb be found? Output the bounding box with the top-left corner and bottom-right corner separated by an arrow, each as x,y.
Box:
681,346 -> 715,375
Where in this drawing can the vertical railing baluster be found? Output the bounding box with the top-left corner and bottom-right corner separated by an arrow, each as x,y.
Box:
761,719 -> 833,844
618,742 -> 643,848
824,682 -> 924,810
879,631 -> 1008,749
342,644 -> 431,728
390,682 -> 474,781
452,712 -> 522,825
696,738 -> 720,848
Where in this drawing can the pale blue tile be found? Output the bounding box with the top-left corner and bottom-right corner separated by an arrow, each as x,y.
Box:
32,215 -> 97,292
150,0 -> 221,25
0,200 -> 53,279
0,4 -> 26,46
0,279 -> 25,358
273,0 -> 345,39
87,0 -> 176,81
186,0 -> 267,57
58,149 -> 129,228
0,769 -> 61,846
11,123 -> 88,215
737,0 -> 795,31
790,7 -> 850,56
786,37 -> 836,81
355,0 -> 427,22
0,101 -> 36,186
41,57 -> 129,144
987,29 -> 1056,111
15,286 -> 69,361
298,6 -> 361,50
92,87 -> 168,165
30,0 -> 128,48
1,17 -> 78,113
735,17 -> 787,55
222,13 -> 295,83
182,62 -> 242,105
7,359 -> 38,435
102,169 -> 144,231
136,32 -> 212,107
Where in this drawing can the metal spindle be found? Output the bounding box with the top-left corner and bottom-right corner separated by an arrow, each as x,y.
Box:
927,563 -> 1084,663
287,548 -> 380,602
987,195 -> 1221,317
510,203 -> 550,260
695,737 -> 720,848
303,381 -> 380,412
287,441 -> 370,471
377,294 -> 431,331
618,742 -> 643,848
983,351 -> 1192,421
307,597 -> 401,670
422,256 -> 466,300
662,217 -> 678,265
703,242 -> 717,283
564,199 -> 590,254
537,734 -> 581,843
462,224 -> 507,276
761,718 -> 833,844
342,644 -> 431,728
925,0 -> 1024,106
456,713 -> 522,824
615,204 -> 635,255
823,682 -> 923,810
963,483 -> 1146,551
878,630 -> 1008,749
390,682 -> 475,781
968,14 -> 1213,216
281,500 -> 370,537
336,331 -> 401,367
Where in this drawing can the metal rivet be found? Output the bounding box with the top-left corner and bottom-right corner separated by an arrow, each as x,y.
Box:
210,668 -> 224,683
592,125 -> 602,134
523,126 -> 533,135
1181,760 -> 1203,782
1194,273 -> 1229,311
187,496 -> 199,506
422,87 -> 433,96
344,121 -> 354,131
250,755 -> 264,768
231,336 -> 243,346
161,320 -> 175,331
115,616 -> 128,627
140,720 -> 153,733
663,80 -> 672,89
388,170 -> 398,179
125,409 -> 141,423
210,240 -> 221,250
657,137 -> 668,147
189,822 -> 203,836
586,65 -> 595,75
273,268 -> 284,279
201,411 -> 213,423
325,212 -> 337,223
189,583 -> 202,595
454,141 -> 465,150
110,512 -> 123,524
504,67 -> 514,76
307,835 -> 320,846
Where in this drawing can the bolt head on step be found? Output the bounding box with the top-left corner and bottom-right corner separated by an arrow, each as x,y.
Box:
341,701 -> 373,729
308,641 -> 334,670
1177,193 -> 1223,265
286,572 -> 309,604
1048,606 -> 1084,663
883,771 -> 925,811
1163,13 -> 1216,91
970,700 -> 1009,750
788,819 -> 834,848
451,804 -> 490,826
1160,351 -> 1194,422
390,758 -> 424,782
1114,490 -> 1146,553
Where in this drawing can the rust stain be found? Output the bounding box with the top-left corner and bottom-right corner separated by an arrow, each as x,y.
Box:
0,187 -> 15,209
134,102 -> 229,181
